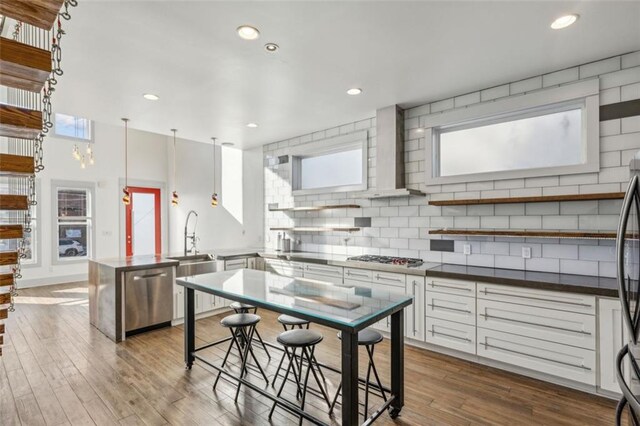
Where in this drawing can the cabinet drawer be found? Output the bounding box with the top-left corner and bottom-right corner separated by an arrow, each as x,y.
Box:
477,328 -> 596,385
344,267 -> 373,282
425,317 -> 476,355
477,283 -> 596,315
426,292 -> 475,326
372,271 -> 406,288
477,299 -> 595,350
344,278 -> 372,289
265,259 -> 304,277
426,277 -> 475,296
303,263 -> 343,277
225,258 -> 247,270
303,271 -> 343,285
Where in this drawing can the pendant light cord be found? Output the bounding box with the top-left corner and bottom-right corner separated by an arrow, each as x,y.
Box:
171,129 -> 177,192
122,118 -> 129,187
212,137 -> 216,194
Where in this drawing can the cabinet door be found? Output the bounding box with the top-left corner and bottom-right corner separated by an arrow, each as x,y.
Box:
405,276 -> 425,341
370,282 -> 404,333
174,287 -> 184,320
194,291 -> 204,314
425,317 -> 476,354
304,271 -> 343,285
599,298 -> 625,394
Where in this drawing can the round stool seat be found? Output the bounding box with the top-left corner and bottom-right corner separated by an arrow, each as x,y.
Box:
220,313 -> 261,328
277,314 -> 309,327
337,328 -> 383,346
277,329 -> 323,348
230,302 -> 255,311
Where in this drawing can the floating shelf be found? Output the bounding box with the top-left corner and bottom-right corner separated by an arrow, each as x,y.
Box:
270,227 -> 360,232
269,204 -> 361,212
429,229 -> 617,240
429,192 -> 625,206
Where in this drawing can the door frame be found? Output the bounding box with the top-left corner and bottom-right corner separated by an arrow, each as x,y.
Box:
118,179 -> 167,258
125,186 -> 161,256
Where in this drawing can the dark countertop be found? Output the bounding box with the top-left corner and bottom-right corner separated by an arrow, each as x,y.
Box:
426,264 -> 619,298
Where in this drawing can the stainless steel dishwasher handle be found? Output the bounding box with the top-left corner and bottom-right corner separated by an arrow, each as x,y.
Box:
133,272 -> 168,280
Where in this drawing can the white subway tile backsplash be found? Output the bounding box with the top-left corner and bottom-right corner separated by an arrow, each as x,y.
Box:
559,173 -> 598,186
599,261 -> 616,278
579,244 -> 616,262
480,242 -> 510,256
542,215 -> 579,230
525,176 -> 559,187
525,257 -> 559,273
600,151 -> 621,169
510,215 -> 542,229
480,84 -> 510,101
454,92 -> 481,107
543,67 -> 579,87
431,98 -> 455,113
622,117 -> 640,134
454,216 -> 480,228
390,217 -> 409,228
480,216 -> 510,229
600,120 -> 621,137
560,259 -> 599,276
580,57 -> 620,78
467,204 -> 495,216
494,178 -> 525,189
495,203 -> 525,216
621,82 -> 640,102
467,254 -> 495,267
598,166 -> 629,183
510,76 -> 542,94
600,87 -> 621,105
623,51 -> 640,69
601,133 -> 640,152
578,215 -> 619,230
525,202 -> 559,216
542,244 -> 578,259
600,66 -> 640,90
495,255 -> 525,270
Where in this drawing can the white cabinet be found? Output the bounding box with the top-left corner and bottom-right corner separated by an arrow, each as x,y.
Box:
225,258 -> 248,271
405,276 -> 425,341
372,271 -> 406,288
426,290 -> 475,326
425,316 -> 476,354
599,297 -> 625,394
174,285 -> 184,320
264,259 -> 304,277
303,263 -> 343,284
427,277 -> 475,296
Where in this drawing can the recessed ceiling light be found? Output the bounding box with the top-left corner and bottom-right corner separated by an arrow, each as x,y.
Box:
237,25 -> 260,40
551,14 -> 579,30
222,142 -> 235,147
247,123 -> 258,128
347,88 -> 362,96
143,93 -> 159,101
265,43 -> 279,52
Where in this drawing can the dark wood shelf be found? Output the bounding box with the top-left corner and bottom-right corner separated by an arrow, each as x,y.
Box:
429,192 -> 624,206
270,227 -> 360,232
429,229 -> 617,239
269,204 -> 361,212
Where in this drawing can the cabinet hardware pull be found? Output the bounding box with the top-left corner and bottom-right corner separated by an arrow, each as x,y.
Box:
429,329 -> 471,342
428,282 -> 472,292
306,266 -> 340,274
429,303 -> 472,314
376,274 -> 403,282
347,270 -> 369,278
479,289 -> 592,307
133,272 -> 168,280
478,313 -> 591,335
412,281 -> 418,334
478,342 -> 592,371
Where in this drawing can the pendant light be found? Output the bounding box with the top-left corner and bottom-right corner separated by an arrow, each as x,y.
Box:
211,137 -> 218,207
171,129 -> 179,206
121,118 -> 131,205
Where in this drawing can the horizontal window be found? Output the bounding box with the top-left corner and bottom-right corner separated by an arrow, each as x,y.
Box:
436,105 -> 583,177
54,113 -> 93,141
300,148 -> 363,190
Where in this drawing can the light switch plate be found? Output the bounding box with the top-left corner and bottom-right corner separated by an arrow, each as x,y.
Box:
522,246 -> 532,259
463,244 -> 471,255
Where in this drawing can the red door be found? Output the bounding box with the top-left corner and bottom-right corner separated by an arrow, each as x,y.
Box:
125,187 -> 161,256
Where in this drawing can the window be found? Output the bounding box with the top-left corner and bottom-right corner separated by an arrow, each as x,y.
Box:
53,182 -> 94,262
54,113 -> 93,141
424,79 -> 599,184
436,106 -> 583,177
0,179 -> 38,266
290,132 -> 368,194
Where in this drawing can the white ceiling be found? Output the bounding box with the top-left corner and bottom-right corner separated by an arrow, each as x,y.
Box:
56,1 -> 640,149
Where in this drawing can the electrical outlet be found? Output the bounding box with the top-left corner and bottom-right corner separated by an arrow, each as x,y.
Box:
522,246 -> 532,259
463,244 -> 471,255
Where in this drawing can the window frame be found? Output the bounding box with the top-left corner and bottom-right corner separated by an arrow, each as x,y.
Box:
53,112 -> 95,143
51,180 -> 96,265
20,179 -> 41,268
424,79 -> 600,185
290,131 -> 368,195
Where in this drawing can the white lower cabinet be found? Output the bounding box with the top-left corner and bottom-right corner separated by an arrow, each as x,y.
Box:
426,291 -> 475,326
174,285 -> 184,320
477,327 -> 596,385
425,316 -> 476,354
599,297 -> 625,394
405,276 -> 425,341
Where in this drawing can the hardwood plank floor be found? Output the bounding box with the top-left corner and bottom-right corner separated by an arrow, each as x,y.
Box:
0,282 -> 622,425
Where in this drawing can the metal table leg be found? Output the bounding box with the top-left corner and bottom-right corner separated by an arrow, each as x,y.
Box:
184,288 -> 195,369
341,330 -> 359,425
389,310 -> 404,419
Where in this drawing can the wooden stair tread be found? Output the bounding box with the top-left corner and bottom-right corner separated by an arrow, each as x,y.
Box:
0,293 -> 11,306
0,274 -> 13,288
0,323 -> 5,334
0,38 -> 52,92
0,225 -> 23,239
0,308 -> 7,320
0,194 -> 29,210
0,252 -> 19,266
0,103 -> 42,139
0,0 -> 66,30
0,154 -> 34,176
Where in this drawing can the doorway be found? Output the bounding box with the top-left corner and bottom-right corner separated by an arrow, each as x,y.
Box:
125,187 -> 161,256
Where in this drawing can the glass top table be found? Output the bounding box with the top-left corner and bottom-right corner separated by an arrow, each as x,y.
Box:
177,268 -> 412,332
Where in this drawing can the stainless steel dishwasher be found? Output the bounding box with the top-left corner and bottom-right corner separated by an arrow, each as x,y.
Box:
124,267 -> 174,336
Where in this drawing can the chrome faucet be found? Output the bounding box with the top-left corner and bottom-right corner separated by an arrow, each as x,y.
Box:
184,210 -> 199,256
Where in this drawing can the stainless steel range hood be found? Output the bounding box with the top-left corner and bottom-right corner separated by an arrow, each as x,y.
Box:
365,105 -> 425,199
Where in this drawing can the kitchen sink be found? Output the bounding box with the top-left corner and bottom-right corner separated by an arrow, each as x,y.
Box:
168,254 -> 217,277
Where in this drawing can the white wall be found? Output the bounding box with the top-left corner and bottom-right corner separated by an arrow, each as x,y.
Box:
15,121 -> 263,287
264,51 -> 640,277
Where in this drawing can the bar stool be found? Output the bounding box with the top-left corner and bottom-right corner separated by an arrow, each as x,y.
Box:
269,329 -> 331,424
229,301 -> 271,358
213,313 -> 269,401
329,328 -> 387,417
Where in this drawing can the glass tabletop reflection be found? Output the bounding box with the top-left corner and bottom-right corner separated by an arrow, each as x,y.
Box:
177,269 -> 412,330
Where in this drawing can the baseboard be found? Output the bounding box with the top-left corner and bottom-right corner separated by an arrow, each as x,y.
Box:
16,274 -> 88,288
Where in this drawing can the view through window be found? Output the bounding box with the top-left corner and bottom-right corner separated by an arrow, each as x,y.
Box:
56,187 -> 92,259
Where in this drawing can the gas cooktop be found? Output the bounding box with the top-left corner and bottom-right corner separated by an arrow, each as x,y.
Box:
347,255 -> 423,267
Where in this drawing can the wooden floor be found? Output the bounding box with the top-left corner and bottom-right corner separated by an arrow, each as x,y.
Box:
0,282 -> 622,425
